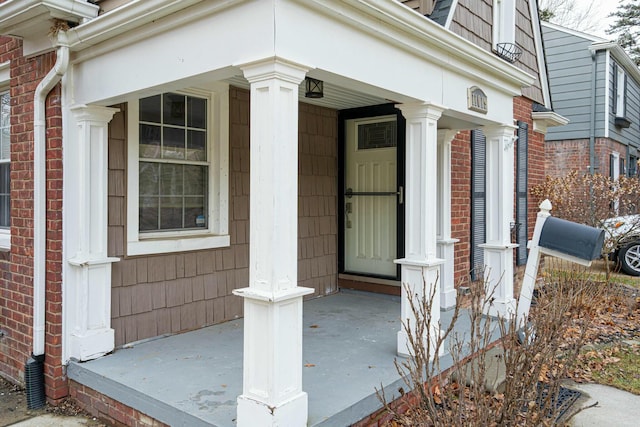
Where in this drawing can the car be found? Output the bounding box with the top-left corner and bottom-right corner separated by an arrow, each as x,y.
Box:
602,214 -> 640,276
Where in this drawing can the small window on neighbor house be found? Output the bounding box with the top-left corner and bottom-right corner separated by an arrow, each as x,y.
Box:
614,64 -> 626,117
0,91 -> 9,230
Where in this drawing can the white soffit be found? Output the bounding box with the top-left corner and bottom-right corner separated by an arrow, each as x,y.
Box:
226,76 -> 389,111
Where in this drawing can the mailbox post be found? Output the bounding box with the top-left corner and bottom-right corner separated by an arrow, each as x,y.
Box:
516,200 -> 605,330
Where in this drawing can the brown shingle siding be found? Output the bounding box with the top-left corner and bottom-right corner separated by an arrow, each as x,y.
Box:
108,86 -> 338,346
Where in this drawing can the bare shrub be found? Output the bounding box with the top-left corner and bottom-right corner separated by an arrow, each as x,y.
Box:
379,269 -> 600,426
530,171 -> 640,228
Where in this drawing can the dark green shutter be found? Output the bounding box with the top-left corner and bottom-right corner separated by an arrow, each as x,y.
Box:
516,121 -> 529,266
471,130 -> 486,280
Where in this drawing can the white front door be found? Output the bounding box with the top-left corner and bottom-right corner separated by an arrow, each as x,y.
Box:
344,115 -> 399,277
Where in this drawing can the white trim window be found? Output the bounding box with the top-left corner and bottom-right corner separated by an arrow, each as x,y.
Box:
0,90 -> 9,250
615,64 -> 626,117
493,0 -> 516,49
127,83 -> 229,255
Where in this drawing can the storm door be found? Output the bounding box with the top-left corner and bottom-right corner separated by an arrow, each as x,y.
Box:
341,114 -> 403,278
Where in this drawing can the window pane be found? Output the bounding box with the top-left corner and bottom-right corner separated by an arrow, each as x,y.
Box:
160,163 -> 183,197
140,95 -> 161,123
139,162 -> 159,196
163,127 -> 185,159
185,197 -> 206,228
160,196 -> 183,229
139,196 -> 159,231
1,92 -> 10,128
0,133 -> 7,161
183,165 -> 206,196
0,194 -> 9,228
187,130 -> 206,161
163,93 -> 185,126
140,124 -> 161,159
187,97 -> 206,129
0,162 -> 8,228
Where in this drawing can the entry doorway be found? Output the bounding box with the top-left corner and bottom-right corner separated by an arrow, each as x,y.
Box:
338,105 -> 405,282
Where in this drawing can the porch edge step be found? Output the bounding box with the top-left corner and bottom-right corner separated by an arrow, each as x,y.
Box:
67,361 -> 215,427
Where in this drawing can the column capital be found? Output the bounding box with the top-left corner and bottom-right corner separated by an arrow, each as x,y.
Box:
397,102 -> 446,121
70,104 -> 119,123
481,123 -> 518,138
240,56 -> 309,85
437,129 -> 458,144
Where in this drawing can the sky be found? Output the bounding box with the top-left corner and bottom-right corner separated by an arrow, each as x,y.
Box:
572,0 -> 619,38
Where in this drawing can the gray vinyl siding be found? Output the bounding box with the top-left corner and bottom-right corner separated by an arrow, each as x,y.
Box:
608,58 -> 640,148
593,51 -> 607,137
542,25 -> 594,141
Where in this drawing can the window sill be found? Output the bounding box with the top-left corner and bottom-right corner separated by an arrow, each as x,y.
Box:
615,116 -> 631,128
127,234 -> 230,256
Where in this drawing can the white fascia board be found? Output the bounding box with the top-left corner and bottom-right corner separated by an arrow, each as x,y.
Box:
67,0 -> 533,97
302,0 -> 533,94
529,0 -> 551,108
590,41 -> 640,84
67,0 -> 236,53
540,21 -> 607,43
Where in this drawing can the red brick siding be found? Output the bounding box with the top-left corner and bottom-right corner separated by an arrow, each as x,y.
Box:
1,36 -> 66,400
69,380 -> 168,427
545,137 -> 626,178
451,130 -> 472,284
514,96 -> 546,244
449,96 -> 543,285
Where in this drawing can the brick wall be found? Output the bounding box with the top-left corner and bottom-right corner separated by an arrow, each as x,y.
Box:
545,137 -> 626,178
108,87 -> 338,347
450,130 -> 472,284
0,37 -> 67,400
69,380 -> 168,427
449,96 -> 544,285
514,96 -> 546,244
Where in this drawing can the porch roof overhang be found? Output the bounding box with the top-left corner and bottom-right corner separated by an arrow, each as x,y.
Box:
0,0 -> 99,56
2,0 -> 534,125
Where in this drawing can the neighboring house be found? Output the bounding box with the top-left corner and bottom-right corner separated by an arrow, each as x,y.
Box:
0,0 -> 564,425
542,21 -> 640,179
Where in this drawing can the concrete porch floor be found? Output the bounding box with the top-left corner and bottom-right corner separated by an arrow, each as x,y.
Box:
68,290 -> 472,426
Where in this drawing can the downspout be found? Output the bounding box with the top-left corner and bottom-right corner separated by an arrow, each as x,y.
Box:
589,50 -> 597,174
26,30 -> 70,410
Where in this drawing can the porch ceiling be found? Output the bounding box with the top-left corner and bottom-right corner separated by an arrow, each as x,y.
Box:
226,76 -> 390,111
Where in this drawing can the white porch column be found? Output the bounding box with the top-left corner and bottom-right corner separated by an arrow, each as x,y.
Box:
395,103 -> 446,359
66,105 -> 119,361
233,58 -> 314,427
437,130 -> 459,310
480,125 -> 518,318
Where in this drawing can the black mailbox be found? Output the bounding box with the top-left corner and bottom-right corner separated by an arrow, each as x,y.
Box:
538,217 -> 605,261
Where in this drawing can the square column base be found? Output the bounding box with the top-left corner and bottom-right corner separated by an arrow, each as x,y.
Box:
480,243 -> 518,318
437,238 -> 459,310
69,328 -> 114,361
237,392 -> 308,427
395,258 -> 445,359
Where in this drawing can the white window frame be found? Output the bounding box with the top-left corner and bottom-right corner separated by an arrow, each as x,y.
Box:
0,61 -> 10,251
616,66 -> 626,117
492,0 -> 516,49
126,83 -> 230,256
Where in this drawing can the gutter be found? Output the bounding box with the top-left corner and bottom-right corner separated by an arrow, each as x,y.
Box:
589,49 -> 597,174
26,30 -> 69,409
